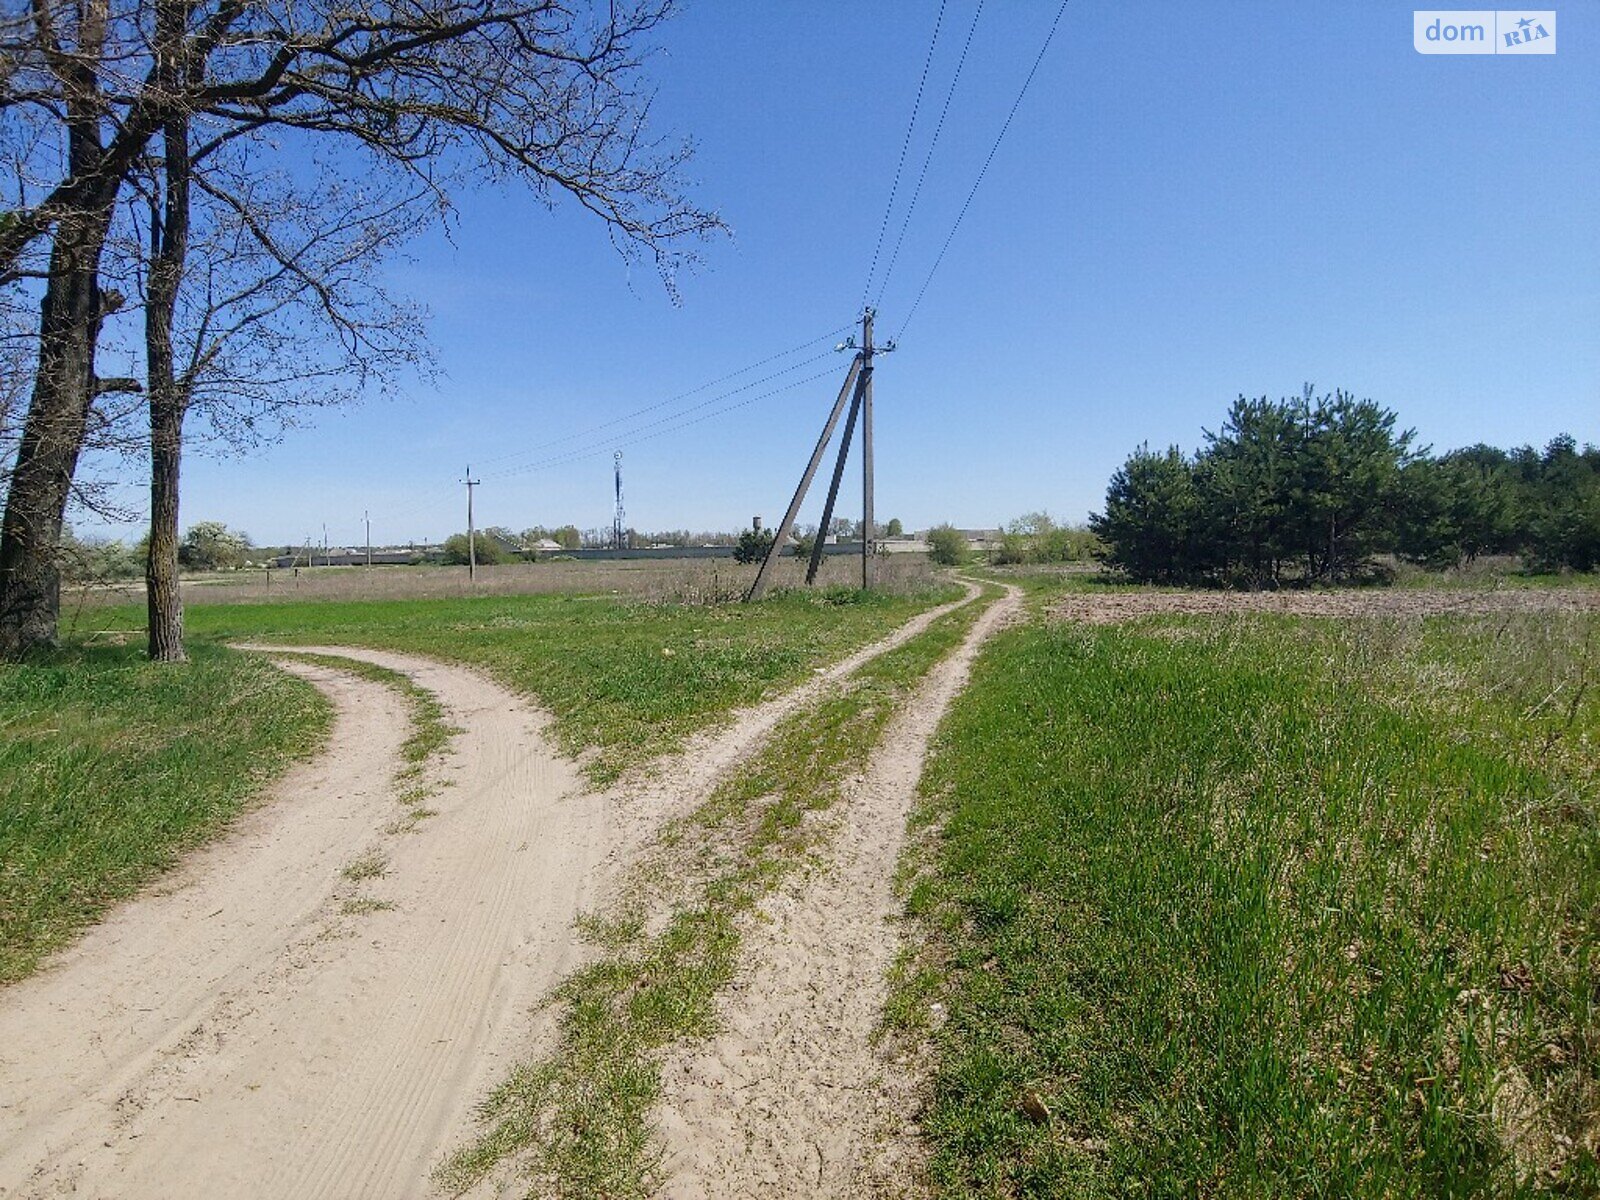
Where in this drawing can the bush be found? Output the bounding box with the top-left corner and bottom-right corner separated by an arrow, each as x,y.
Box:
927,524 -> 968,566
178,521 -> 252,571
733,527 -> 775,564
441,533 -> 511,566
60,533 -> 142,582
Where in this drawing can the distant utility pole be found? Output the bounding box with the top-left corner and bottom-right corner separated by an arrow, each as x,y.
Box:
463,466 -> 481,580
364,511 -> 372,567
613,451 -> 626,550
748,308 -> 894,602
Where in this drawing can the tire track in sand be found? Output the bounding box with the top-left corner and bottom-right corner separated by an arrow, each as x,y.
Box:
654,583 -> 1023,1199
0,592 -> 974,1199
0,648 -> 602,1199
606,581 -> 982,849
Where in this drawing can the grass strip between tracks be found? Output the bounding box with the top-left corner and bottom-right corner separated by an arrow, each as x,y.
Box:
436,583 -> 1002,1198
269,652 -> 461,829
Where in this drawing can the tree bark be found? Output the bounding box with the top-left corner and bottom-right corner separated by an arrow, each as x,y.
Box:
0,2 -> 115,658
145,6 -> 193,663
0,206 -> 115,657
145,391 -> 185,662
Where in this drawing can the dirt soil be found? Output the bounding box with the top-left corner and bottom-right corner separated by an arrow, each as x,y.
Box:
0,648 -> 608,1198
653,584 -> 1023,1199
1049,584 -> 1600,624
0,593 -> 979,1199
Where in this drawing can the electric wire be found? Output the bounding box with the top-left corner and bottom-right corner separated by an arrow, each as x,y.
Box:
895,0 -> 1072,342
484,348 -> 840,480
490,363 -> 844,479
374,328 -> 856,535
473,322 -> 853,470
871,0 -> 985,312
859,0 -> 949,313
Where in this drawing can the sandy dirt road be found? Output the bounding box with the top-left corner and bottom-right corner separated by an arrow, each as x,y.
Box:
0,594 -> 978,1199
0,648 -> 607,1198
655,584 -> 1023,1199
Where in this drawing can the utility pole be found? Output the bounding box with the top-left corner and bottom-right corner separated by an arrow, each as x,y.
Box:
747,355 -> 861,602
364,511 -> 372,567
613,451 -> 626,550
805,378 -> 862,586
463,466 -> 481,581
750,308 -> 893,601
861,309 -> 876,589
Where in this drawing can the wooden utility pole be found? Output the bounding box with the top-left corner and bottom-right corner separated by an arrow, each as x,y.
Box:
805,379 -> 862,586
860,309 -> 876,590
749,308 -> 893,601
364,511 -> 371,567
463,466 -> 481,581
746,355 -> 862,601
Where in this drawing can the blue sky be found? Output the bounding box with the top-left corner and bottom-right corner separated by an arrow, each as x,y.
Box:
88,1 -> 1599,548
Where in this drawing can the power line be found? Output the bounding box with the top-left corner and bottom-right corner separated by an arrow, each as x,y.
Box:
895,0 -> 1072,342
490,364 -> 844,479
485,351 -> 840,480
475,322 -> 853,471
373,331 -> 851,537
860,0 -> 949,313
872,0 -> 985,312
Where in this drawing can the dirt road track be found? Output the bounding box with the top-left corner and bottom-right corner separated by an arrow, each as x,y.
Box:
656,583 -> 1024,1199
0,649 -> 606,1198
0,593 -> 978,1199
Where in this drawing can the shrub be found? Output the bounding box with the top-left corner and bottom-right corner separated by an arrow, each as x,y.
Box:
441,533 -> 511,566
927,524 -> 968,566
733,527 -> 775,564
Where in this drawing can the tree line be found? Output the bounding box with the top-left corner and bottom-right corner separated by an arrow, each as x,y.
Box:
1,0 -> 719,661
1091,388 -> 1600,586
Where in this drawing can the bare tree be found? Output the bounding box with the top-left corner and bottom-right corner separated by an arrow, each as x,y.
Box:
0,0 -> 721,656
133,130 -> 427,660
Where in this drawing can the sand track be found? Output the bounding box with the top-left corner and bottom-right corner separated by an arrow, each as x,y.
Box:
0,597 -> 978,1199
655,584 -> 1023,1199
0,648 -> 606,1199
608,582 -> 983,846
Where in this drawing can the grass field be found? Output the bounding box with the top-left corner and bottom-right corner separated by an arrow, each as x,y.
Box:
161,583 -> 955,783
899,607 -> 1599,1196
64,553 -> 937,613
0,645 -> 329,984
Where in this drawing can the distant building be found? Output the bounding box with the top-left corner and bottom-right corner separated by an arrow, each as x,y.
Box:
268,549 -> 426,568
913,528 -> 1002,553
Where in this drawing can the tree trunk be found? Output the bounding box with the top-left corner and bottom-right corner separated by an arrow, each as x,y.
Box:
146,393 -> 186,662
145,108 -> 192,662
0,207 -> 114,657
0,13 -> 115,659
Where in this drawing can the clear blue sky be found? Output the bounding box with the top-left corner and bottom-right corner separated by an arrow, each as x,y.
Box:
86,0 -> 1600,549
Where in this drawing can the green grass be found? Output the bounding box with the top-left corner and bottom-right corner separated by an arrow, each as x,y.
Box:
277,651 -> 460,825
0,644 -> 329,984
341,849 -> 389,882
141,585 -> 954,784
436,585 -> 999,1198
898,610 -> 1599,1197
